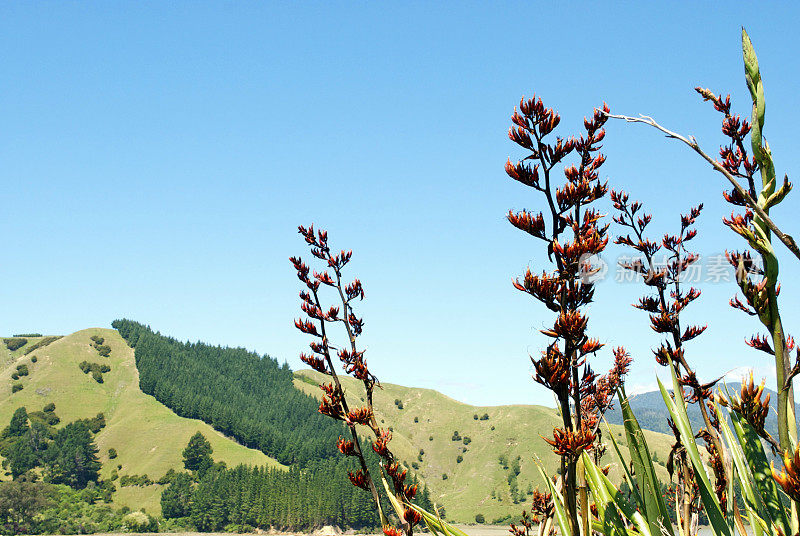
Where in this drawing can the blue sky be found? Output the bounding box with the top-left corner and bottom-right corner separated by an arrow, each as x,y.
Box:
3,2 -> 800,406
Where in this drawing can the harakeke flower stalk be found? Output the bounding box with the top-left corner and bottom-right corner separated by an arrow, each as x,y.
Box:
505,95 -> 631,534
291,225 -> 419,536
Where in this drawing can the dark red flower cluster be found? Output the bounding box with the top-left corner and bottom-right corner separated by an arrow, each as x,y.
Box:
505,94 -> 628,531
291,226 -> 419,535
543,425 -> 597,458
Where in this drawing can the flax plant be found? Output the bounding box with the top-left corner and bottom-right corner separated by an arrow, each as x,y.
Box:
291,226 -> 422,536
505,95 -> 631,534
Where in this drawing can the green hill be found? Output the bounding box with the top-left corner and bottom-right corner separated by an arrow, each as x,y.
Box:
0,326 -> 677,525
0,328 -> 281,514
294,369 -> 675,523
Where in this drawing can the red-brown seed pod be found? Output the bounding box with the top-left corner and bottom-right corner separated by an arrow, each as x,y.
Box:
348,470 -> 370,491
403,508 -> 422,527
346,406 -> 373,425
337,437 -> 357,456
372,430 -> 392,458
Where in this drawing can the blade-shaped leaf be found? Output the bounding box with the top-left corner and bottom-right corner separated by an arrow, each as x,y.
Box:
658,361 -> 731,536
604,417 -> 644,510
715,402 -> 765,536
534,456 -> 572,536
403,502 -> 471,536
729,408 -> 791,535
582,452 -> 637,536
618,387 -> 674,536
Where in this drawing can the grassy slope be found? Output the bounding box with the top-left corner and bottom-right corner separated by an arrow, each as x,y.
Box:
0,328 -> 282,514
295,369 -> 674,523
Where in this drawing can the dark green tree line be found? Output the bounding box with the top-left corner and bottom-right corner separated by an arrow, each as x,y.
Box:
112,319 -> 345,465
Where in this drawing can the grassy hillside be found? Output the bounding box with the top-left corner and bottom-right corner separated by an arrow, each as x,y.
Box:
294,369 -> 674,523
0,328 -> 282,514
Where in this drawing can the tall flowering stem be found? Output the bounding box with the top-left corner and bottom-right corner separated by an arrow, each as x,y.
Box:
291,226 -> 419,536
612,193 -> 730,532
505,95 -> 631,534
605,28 -> 799,454
693,31 -> 798,456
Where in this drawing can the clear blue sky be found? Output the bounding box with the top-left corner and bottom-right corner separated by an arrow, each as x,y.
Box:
3,2 -> 800,406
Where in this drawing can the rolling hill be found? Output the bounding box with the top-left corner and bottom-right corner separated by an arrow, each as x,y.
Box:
294,369 -> 676,523
0,328 -> 281,514
1,326 -> 677,524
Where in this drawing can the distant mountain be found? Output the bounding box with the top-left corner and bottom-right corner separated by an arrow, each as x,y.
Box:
605,382 -> 799,441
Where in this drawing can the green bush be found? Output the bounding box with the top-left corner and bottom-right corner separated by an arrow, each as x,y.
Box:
16,364 -> 29,376
456,455 -> 463,463
463,436 -> 471,445
11,372 -> 19,380
30,355 -> 37,363
79,361 -> 110,382
475,514 -> 485,524
81,413 -> 106,433
108,448 -> 118,459
119,474 -> 153,487
22,336 -> 61,355
11,383 -> 22,393
44,402 -> 56,413
122,511 -> 158,532
480,413 -> 489,420
90,335 -> 104,345
4,338 -> 27,351
96,345 -> 111,357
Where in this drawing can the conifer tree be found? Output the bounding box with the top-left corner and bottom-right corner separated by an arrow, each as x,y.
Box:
182,432 -> 213,475
44,421 -> 101,489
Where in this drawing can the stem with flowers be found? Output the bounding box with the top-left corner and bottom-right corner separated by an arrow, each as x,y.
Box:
605,29 -> 799,457
290,225 -> 422,536
611,193 -> 736,533
505,95 -> 632,534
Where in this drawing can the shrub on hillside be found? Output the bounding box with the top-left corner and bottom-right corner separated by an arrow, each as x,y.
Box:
79,361 -> 110,383
108,448 -> 117,459
4,338 -> 27,351
95,345 -> 111,357
22,336 -> 61,355
16,364 -> 29,376
11,383 -> 22,393
119,474 -> 153,487
122,511 -> 158,532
